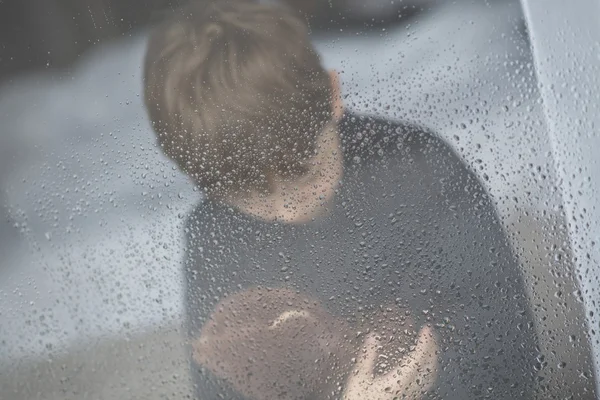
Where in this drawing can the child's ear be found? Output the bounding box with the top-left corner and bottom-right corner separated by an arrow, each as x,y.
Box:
328,69 -> 344,121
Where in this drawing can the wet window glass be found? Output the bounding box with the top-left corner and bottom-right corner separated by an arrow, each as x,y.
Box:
1,0 -> 598,399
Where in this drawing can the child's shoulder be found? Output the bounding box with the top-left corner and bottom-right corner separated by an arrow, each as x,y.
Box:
339,111 -> 459,166
184,200 -> 246,241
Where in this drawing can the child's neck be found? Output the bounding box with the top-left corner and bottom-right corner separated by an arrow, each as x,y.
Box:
230,126 -> 343,224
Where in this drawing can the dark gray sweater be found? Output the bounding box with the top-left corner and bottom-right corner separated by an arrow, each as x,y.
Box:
183,112 -> 539,399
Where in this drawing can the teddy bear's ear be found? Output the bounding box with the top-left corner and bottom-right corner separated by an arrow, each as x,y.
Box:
269,309 -> 314,329
191,333 -> 217,367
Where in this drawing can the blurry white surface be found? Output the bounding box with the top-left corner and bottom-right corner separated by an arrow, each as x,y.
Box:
522,0 -> 600,387
0,0 -> 564,364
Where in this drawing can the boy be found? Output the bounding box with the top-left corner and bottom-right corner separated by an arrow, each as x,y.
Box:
144,0 -> 539,398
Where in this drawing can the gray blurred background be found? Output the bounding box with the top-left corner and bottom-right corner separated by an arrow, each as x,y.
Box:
0,0 -> 597,399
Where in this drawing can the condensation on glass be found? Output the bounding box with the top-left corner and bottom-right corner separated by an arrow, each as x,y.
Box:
0,0 -> 597,399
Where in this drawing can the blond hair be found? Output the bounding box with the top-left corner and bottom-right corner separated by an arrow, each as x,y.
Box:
144,0 -> 332,198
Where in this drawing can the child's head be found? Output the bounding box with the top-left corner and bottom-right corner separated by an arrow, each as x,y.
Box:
144,0 -> 337,200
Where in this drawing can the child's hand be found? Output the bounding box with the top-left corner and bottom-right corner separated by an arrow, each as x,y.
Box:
343,326 -> 438,400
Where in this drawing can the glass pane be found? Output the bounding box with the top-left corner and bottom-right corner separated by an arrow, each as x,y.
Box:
1,0 -> 597,399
